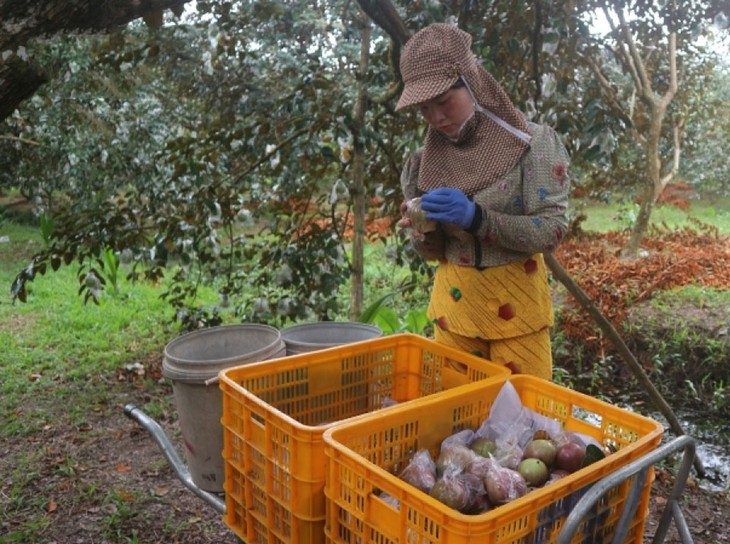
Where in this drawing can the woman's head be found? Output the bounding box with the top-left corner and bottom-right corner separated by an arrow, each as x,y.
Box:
415,78 -> 474,139
397,24 -> 532,198
396,23 -> 477,112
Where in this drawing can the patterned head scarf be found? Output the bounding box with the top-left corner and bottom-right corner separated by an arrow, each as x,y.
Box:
397,23 -> 531,196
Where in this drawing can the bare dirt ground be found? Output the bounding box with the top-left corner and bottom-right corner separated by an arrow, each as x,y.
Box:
1,360 -> 233,544
647,469 -> 730,543
1,346 -> 728,544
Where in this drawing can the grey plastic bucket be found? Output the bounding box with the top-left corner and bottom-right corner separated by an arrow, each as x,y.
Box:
280,321 -> 382,355
162,324 -> 285,493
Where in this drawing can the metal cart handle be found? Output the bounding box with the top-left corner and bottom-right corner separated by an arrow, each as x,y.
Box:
123,404 -> 227,515
557,435 -> 696,544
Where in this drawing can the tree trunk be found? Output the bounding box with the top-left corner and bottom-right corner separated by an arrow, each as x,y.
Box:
625,184 -> 655,258
349,13 -> 371,320
625,105 -> 666,257
0,0 -> 190,122
354,0 -> 410,46
0,57 -> 48,121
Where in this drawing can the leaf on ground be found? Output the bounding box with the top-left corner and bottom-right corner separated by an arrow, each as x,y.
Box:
118,489 -> 135,502
154,486 -> 170,497
115,464 -> 132,472
554,226 -> 730,353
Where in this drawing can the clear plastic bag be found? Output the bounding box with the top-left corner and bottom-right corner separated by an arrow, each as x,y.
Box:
436,441 -> 477,478
398,448 -> 438,493
483,463 -> 528,505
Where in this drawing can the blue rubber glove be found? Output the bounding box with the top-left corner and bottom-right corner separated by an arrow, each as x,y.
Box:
420,188 -> 477,230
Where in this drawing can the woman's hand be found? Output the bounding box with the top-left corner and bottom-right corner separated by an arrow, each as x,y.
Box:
396,200 -> 412,229
421,188 -> 476,229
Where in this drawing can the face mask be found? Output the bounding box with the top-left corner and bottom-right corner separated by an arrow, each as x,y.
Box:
446,109 -> 477,143
462,78 -> 532,144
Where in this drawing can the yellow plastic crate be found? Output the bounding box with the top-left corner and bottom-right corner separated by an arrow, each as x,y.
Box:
323,375 -> 664,544
219,333 -> 510,544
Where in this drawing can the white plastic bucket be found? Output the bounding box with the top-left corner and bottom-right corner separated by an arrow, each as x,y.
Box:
280,321 -> 382,355
162,324 -> 285,492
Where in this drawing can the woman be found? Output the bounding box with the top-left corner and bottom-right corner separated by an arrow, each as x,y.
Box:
397,23 -> 569,380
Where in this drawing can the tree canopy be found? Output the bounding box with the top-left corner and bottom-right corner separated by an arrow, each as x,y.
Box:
2,0 -> 729,326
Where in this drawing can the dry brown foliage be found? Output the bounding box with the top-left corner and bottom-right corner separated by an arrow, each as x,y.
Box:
553,221 -> 730,349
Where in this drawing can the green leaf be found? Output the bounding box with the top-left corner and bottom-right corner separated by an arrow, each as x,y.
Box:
358,291 -> 397,323
582,444 -> 606,468
582,145 -> 604,162
372,307 -> 401,335
543,30 -> 560,43
320,145 -> 336,162
403,309 -> 430,334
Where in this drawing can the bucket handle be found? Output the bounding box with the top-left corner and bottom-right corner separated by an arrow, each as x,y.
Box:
204,376 -> 220,386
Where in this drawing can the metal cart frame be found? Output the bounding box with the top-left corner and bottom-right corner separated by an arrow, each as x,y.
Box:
124,404 -> 697,543
557,434 -> 696,544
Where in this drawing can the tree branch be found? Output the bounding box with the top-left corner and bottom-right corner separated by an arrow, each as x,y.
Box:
0,134 -> 41,146
614,7 -> 654,105
0,1 -> 192,122
232,126 -> 311,184
659,31 -> 678,110
354,0 -> 411,46
601,7 -> 644,97
354,0 -> 410,109
0,57 -> 48,120
660,116 -> 684,186
369,80 -> 402,106
0,0 -> 190,46
580,53 -> 635,129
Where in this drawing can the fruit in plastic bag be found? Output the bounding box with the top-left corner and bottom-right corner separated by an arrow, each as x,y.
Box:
465,455 -> 498,480
484,464 -> 528,505
429,475 -> 471,511
460,472 -> 490,514
469,437 -> 497,458
491,438 -> 523,470
436,442 -> 476,477
398,449 -> 438,493
546,469 -> 571,485
430,473 -> 487,514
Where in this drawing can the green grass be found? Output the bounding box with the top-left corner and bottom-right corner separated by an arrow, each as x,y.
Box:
0,222 -> 180,436
650,284 -> 730,310
572,196 -> 730,235
0,263 -> 174,433
0,222 -> 212,542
